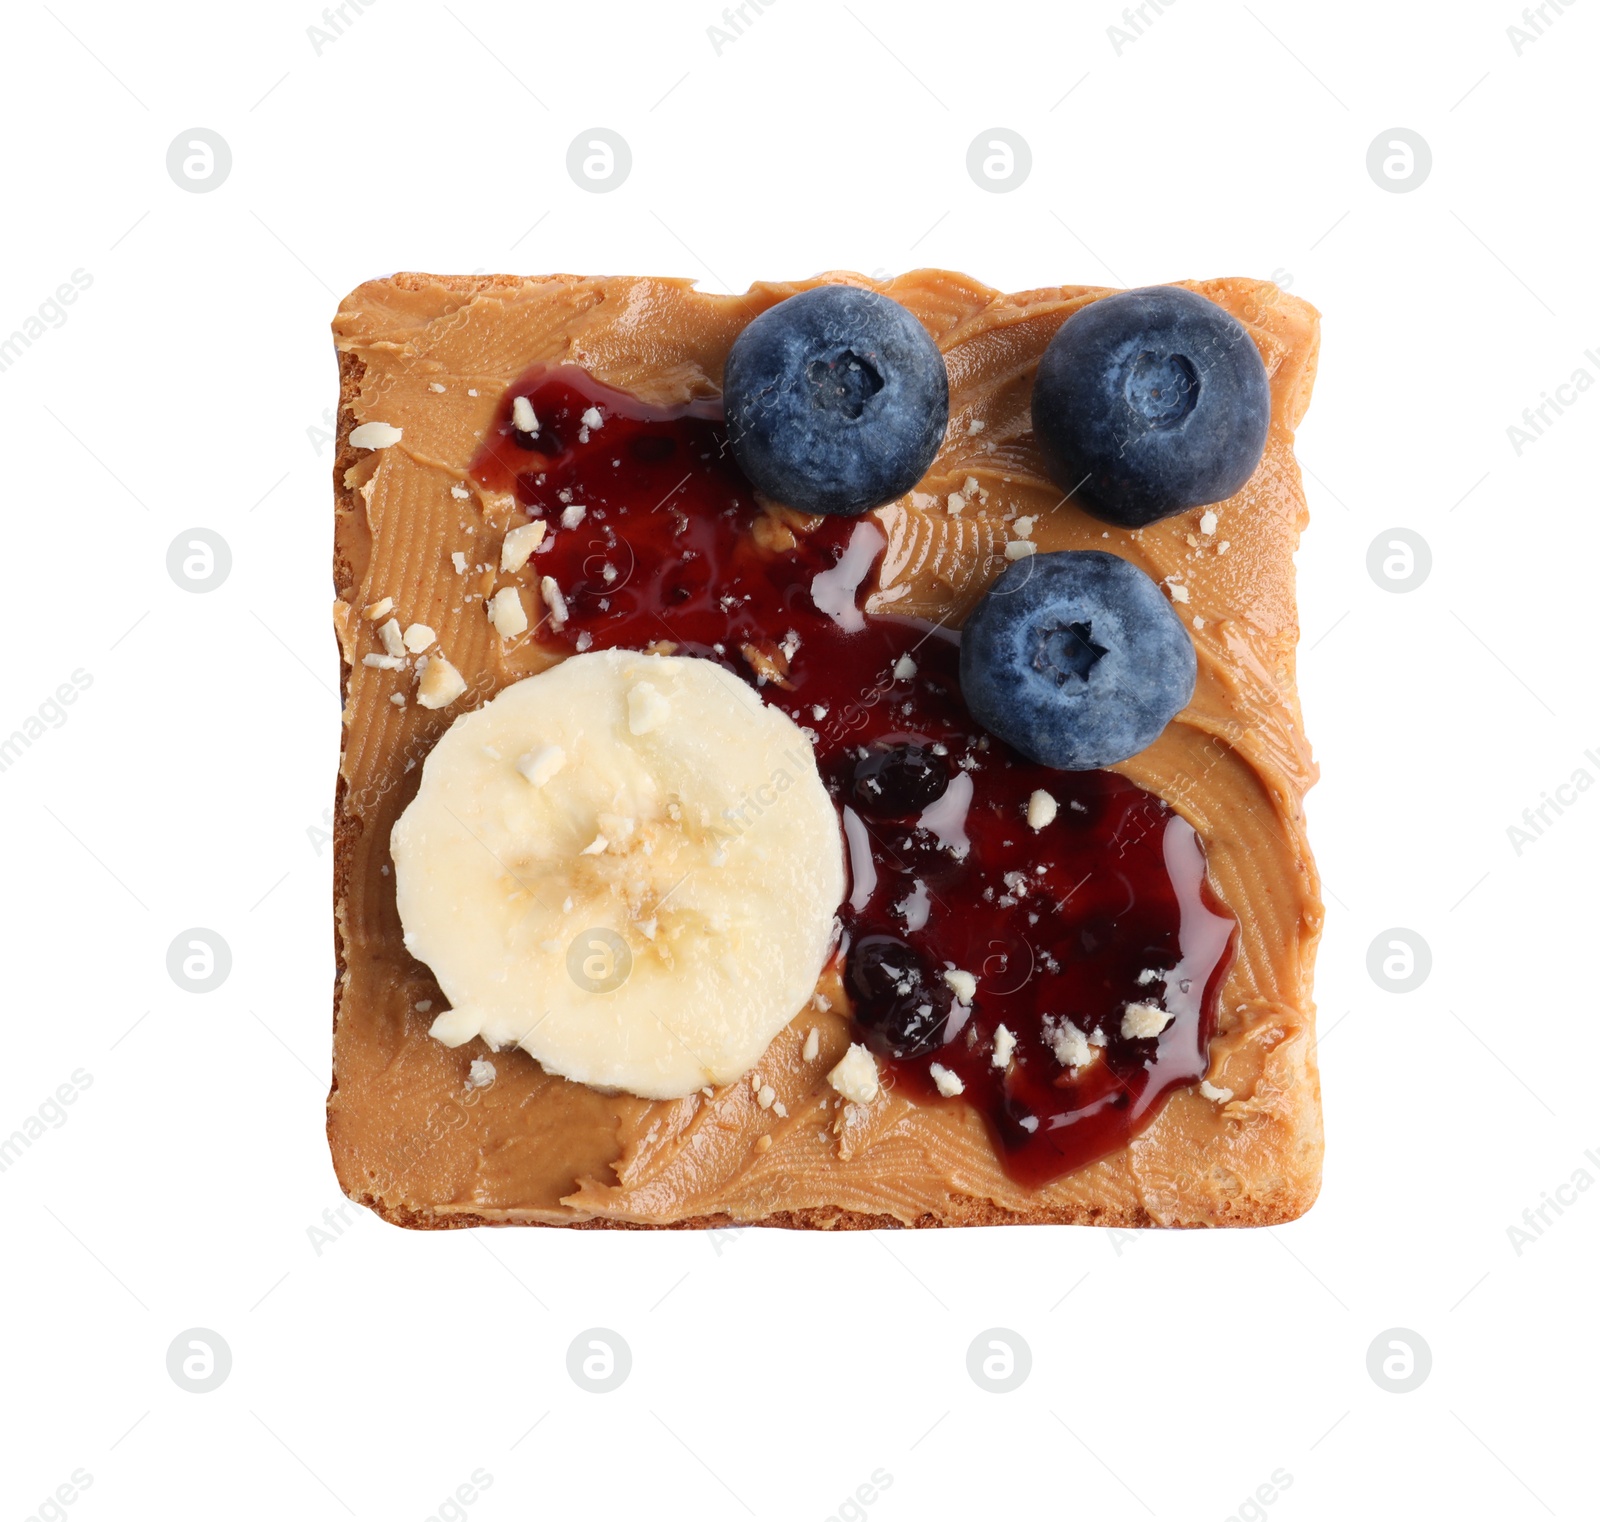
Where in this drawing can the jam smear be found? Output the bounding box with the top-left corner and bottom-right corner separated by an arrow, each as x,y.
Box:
471,367 -> 1238,1187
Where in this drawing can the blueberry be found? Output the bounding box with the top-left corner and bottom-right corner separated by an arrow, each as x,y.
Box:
723,285 -> 949,516
845,934 -> 960,1059
849,741 -> 950,818
1030,286 -> 1270,528
959,550 -> 1195,769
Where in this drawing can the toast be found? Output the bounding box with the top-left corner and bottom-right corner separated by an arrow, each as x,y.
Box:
327,269 -> 1323,1229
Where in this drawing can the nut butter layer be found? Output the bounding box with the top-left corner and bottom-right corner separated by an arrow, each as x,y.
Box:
329,270 -> 1323,1229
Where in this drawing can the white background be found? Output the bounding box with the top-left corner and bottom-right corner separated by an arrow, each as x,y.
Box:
1,1 -> 1595,1518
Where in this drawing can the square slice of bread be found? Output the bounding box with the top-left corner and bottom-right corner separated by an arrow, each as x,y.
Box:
328,270 -> 1323,1230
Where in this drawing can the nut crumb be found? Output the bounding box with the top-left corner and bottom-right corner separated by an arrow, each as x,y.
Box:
502,521 -> 547,574
930,1062 -> 964,1097
1121,1002 -> 1172,1039
489,586 -> 528,638
416,654 -> 466,709
540,575 -> 569,628
349,421 -> 401,450
944,968 -> 977,1003
827,1043 -> 879,1104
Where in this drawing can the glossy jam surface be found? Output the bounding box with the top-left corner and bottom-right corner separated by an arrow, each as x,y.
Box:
471,367 -> 1237,1186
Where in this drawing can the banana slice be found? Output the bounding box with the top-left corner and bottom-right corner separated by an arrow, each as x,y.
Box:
391,649 -> 845,1099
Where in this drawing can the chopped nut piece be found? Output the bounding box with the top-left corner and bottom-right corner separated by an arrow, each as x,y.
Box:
627,680 -> 670,734
1199,1079 -> 1234,1104
349,421 -> 401,449
362,654 -> 404,670
402,623 -> 436,653
992,1024 -> 1016,1067
501,520 -> 547,573
539,575 -> 568,628
489,586 -> 528,638
511,395 -> 538,435
946,492 -> 966,515
893,653 -> 917,680
450,483 -> 470,500
561,502 -> 587,530
362,597 -> 394,620
1027,789 -> 1058,830
1121,1002 -> 1172,1039
930,1062 -> 964,1097
802,1027 -> 820,1062
377,618 -> 405,658
755,1134 -> 773,1153
451,551 -> 468,574
1047,1018 -> 1092,1070
1200,509 -> 1219,536
1004,540 -> 1037,561
1013,516 -> 1035,538
827,1043 -> 879,1104
428,382 -> 446,394
388,691 -> 406,707
416,655 -> 467,709
757,1084 -> 776,1110
944,968 -> 977,1003
581,406 -> 604,430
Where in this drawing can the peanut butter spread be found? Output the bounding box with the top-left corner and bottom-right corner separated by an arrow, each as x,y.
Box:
328,270 -> 1323,1229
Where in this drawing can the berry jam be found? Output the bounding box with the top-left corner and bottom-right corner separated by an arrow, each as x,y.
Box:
470,367 -> 1238,1187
